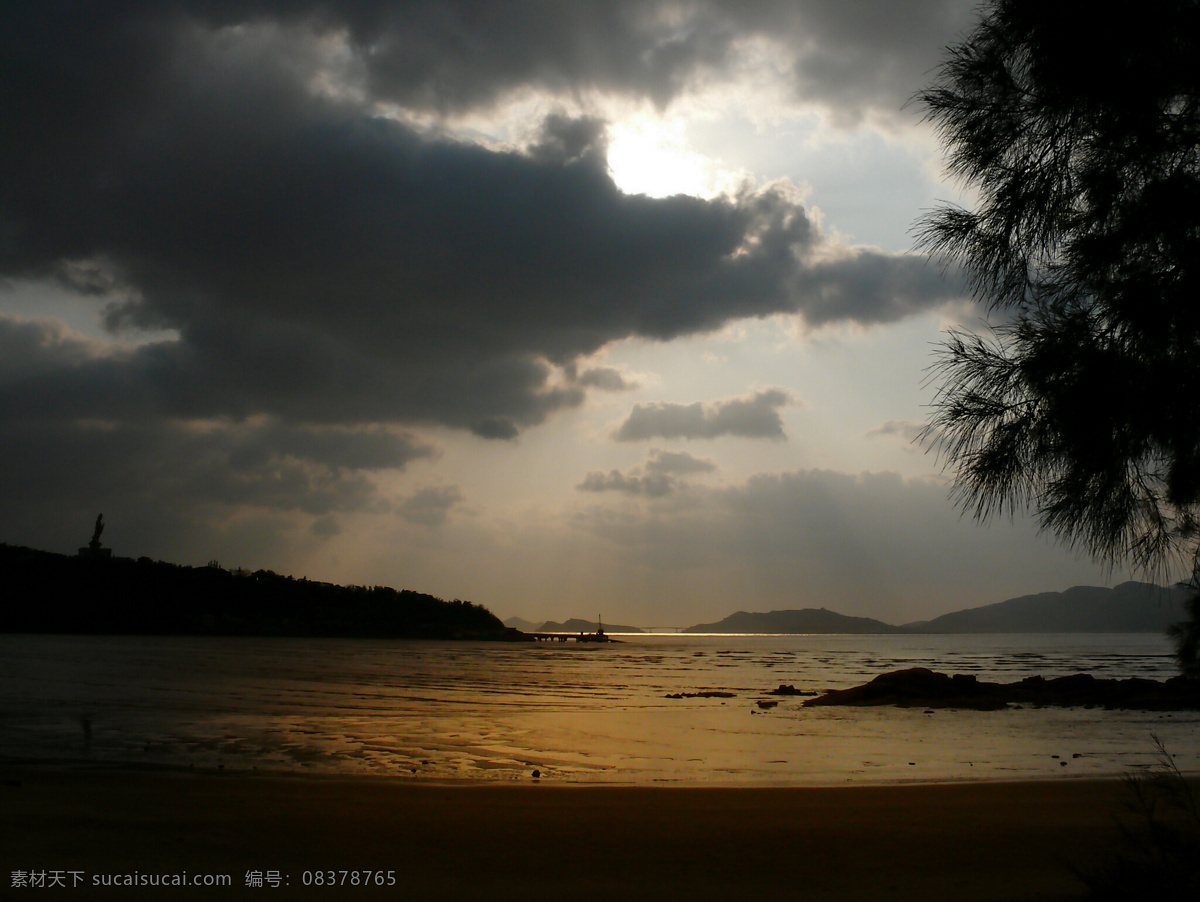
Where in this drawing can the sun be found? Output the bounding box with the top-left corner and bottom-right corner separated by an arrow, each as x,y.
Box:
606,115 -> 736,199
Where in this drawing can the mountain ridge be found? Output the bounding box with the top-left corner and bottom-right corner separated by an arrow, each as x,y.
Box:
686,582 -> 1191,634
900,581 -> 1189,633
512,582 -> 1191,635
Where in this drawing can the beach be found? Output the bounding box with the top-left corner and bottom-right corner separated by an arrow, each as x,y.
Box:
3,767 -> 1139,901
5,634 -> 1195,899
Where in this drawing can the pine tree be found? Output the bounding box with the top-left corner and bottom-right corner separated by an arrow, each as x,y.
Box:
914,0 -> 1200,673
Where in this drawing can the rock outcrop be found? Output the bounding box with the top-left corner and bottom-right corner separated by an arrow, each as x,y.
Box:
802,667 -> 1200,710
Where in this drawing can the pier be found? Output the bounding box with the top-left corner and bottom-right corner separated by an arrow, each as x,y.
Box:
527,629 -> 611,643
528,617 -> 611,642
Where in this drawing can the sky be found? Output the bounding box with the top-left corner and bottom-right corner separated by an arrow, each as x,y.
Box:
0,0 -> 1133,627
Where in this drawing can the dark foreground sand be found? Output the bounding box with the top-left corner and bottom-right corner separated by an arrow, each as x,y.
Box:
1,768 -> 1148,901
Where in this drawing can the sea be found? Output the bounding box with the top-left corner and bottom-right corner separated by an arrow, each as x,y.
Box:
1,632 -> 1197,785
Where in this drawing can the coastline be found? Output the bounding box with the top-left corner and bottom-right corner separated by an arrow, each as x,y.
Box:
2,765 -> 1157,901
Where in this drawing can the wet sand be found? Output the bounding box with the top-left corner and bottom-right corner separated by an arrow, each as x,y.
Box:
2,767 -> 1138,901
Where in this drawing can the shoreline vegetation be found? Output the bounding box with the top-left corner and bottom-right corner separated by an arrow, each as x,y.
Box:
0,543 -> 523,641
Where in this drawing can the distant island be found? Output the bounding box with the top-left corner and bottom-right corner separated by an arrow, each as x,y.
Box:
0,543 -> 523,641
683,609 -> 902,635
511,582 -> 1191,636
901,582 -> 1191,633
681,583 -> 1190,634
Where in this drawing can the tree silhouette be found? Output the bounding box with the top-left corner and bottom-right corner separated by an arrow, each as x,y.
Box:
914,1 -> 1200,672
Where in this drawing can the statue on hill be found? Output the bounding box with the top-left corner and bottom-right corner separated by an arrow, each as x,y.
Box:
89,514 -> 104,549
78,513 -> 112,559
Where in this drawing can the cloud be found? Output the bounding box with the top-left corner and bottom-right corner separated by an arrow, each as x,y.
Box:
795,249 -> 967,327
0,316 -> 111,379
0,4 -> 966,433
0,414 -> 428,570
0,329 -> 436,556
126,1 -> 973,123
866,419 -> 927,447
0,2 -> 971,560
527,114 -> 611,167
578,469 -> 675,499
644,449 -> 717,476
577,448 -> 717,499
397,486 -> 464,527
614,389 -> 792,441
568,466 -> 1111,622
469,418 -> 521,441
574,366 -> 639,392
769,0 -> 978,126
309,515 -> 342,538
239,423 -> 437,472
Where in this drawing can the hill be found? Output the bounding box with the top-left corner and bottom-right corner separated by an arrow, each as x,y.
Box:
0,543 -> 521,640
680,583 -> 1192,634
682,608 -> 901,634
901,581 -> 1190,633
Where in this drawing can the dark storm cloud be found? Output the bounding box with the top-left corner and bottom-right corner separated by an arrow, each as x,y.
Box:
0,3 -> 964,436
770,0 -> 977,125
0,313 -> 432,550
0,317 -> 105,379
797,250 -> 967,326
0,2 -> 968,549
231,423 -> 436,473
614,389 -> 792,442
374,0 -> 974,121
0,415 -> 423,562
128,1 -> 972,120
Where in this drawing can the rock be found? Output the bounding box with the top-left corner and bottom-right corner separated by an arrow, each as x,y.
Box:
768,684 -> 817,696
802,667 -> 1200,710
